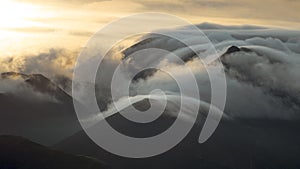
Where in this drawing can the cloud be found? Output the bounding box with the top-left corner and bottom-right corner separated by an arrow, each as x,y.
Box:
17,0 -> 110,5
88,23 -> 300,120
0,48 -> 77,92
135,0 -> 233,11
68,30 -> 94,37
0,76 -> 59,102
1,22 -> 300,121
133,0 -> 300,27
16,0 -> 300,28
4,27 -> 57,33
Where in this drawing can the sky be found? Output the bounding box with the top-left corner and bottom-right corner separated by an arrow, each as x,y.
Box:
0,0 -> 299,59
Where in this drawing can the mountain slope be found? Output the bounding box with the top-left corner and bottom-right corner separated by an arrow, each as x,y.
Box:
0,135 -> 109,169
55,99 -> 300,169
0,72 -> 82,145
1,72 -> 71,102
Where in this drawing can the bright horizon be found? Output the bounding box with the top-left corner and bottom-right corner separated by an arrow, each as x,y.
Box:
0,0 -> 299,58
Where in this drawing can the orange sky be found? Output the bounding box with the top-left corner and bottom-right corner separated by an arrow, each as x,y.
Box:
0,0 -> 299,58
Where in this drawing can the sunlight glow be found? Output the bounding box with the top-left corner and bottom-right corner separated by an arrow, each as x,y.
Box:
0,0 -> 51,29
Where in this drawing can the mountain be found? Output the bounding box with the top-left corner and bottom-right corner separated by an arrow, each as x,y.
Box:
55,99 -> 229,169
0,135 -> 109,169
222,46 -> 252,55
0,72 -> 82,145
54,99 -> 300,169
1,72 -> 71,102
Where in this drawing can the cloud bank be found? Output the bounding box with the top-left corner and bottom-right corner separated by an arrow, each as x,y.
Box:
88,23 -> 300,120
0,48 -> 77,93
2,23 -> 300,121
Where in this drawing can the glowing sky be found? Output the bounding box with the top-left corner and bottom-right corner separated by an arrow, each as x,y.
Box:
0,0 -> 299,57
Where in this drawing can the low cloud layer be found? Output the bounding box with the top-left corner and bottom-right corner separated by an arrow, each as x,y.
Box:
2,23 -> 300,121
87,23 -> 300,120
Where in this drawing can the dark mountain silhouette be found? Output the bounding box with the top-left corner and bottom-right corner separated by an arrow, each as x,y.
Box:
0,135 -> 109,169
222,46 -> 252,55
0,72 -> 82,145
220,46 -> 252,70
224,46 -> 241,54
54,99 -> 300,169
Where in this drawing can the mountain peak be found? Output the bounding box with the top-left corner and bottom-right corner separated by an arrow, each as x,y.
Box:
1,72 -> 71,102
